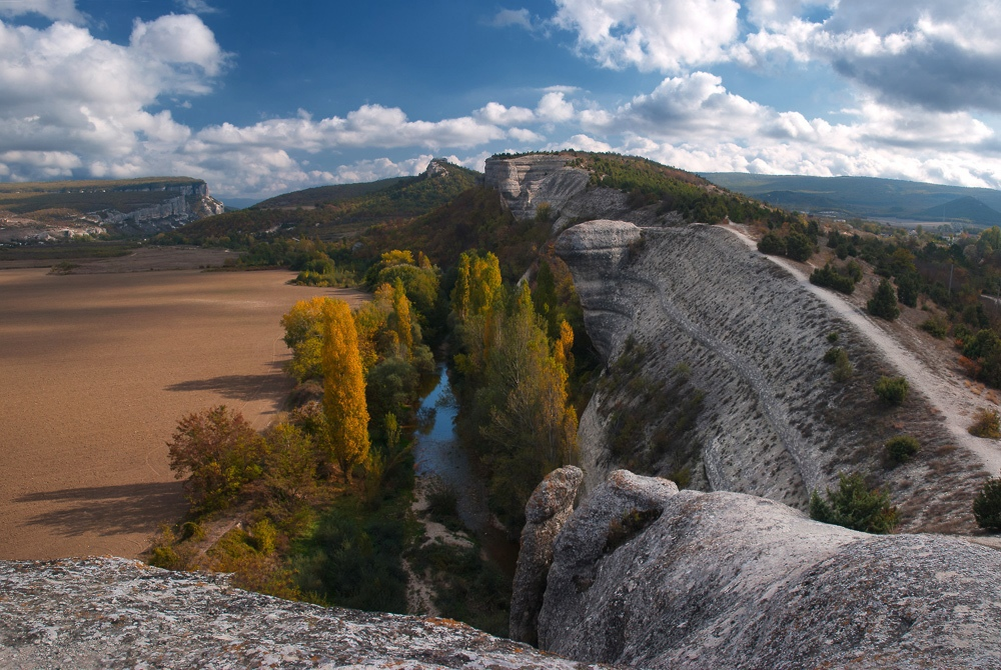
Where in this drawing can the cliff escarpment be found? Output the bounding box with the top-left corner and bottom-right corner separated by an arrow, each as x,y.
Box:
517,468 -> 1001,669
557,221 -> 985,532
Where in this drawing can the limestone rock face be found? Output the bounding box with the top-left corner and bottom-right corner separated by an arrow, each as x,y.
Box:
537,470 -> 1001,669
96,181 -> 225,235
509,465 -> 584,645
0,557 -> 607,670
484,155 -> 590,221
553,220 -> 642,360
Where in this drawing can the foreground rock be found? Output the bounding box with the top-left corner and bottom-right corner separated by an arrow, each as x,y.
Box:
531,470 -> 1001,669
0,557 -> 605,669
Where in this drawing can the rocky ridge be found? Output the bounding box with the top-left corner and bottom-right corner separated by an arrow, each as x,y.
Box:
516,467 -> 1001,669
556,220 -> 984,532
0,557 -> 607,670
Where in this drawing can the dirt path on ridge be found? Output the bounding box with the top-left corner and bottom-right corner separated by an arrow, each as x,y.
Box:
723,224 -> 1001,477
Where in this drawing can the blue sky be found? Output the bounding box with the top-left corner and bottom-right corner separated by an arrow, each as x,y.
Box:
2,0 -> 1001,202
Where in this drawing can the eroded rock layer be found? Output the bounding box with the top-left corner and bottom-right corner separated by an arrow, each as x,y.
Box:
558,221 -> 983,532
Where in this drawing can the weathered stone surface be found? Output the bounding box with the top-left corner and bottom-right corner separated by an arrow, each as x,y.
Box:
509,466 -> 584,645
484,155 -> 588,221
0,557 -> 608,670
559,222 -> 982,531
537,470 -> 1001,669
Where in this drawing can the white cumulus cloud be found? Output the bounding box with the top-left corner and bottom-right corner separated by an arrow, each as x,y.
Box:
552,0 -> 741,71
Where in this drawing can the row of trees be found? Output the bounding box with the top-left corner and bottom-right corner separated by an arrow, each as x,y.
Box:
450,250 -> 580,530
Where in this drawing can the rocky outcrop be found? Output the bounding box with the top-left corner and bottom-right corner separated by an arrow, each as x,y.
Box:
94,181 -> 225,235
509,465 -> 583,645
0,557 -> 607,670
484,155 -> 588,221
483,155 -> 684,233
528,469 -> 1001,669
557,221 -> 983,532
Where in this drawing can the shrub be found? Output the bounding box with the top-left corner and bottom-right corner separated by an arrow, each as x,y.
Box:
969,408 -> 1001,439
919,315 -> 949,339
827,331 -> 840,343
823,346 -> 846,364
810,263 -> 856,294
757,232 -> 786,255
885,435 -> 919,464
867,279 -> 900,320
784,232 -> 815,262
874,376 -> 909,405
973,477 -> 1001,531
809,472 -> 899,534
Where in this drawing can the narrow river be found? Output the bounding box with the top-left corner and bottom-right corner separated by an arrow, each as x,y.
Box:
412,367 -> 520,576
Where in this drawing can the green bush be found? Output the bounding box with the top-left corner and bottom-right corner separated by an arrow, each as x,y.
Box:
885,435 -> 919,464
784,232 -> 815,262
823,346 -> 853,381
973,477 -> 1001,531
919,315 -> 949,339
809,472 -> 899,534
810,263 -> 856,294
757,232 -> 786,256
874,376 -> 909,405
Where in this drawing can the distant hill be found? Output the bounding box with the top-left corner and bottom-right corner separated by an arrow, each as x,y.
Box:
253,177 -> 412,209
175,159 -> 480,242
703,173 -> 1001,229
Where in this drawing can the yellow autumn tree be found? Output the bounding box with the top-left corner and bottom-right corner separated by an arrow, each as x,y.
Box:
280,296 -> 331,383
321,299 -> 370,482
391,278 -> 414,359
452,250 -> 503,376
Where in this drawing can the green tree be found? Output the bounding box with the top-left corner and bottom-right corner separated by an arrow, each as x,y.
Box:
867,279 -> 900,320
322,299 -> 371,482
479,284 -> 578,528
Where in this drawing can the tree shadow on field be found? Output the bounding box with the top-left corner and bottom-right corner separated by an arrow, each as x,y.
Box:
16,482 -> 185,538
165,370 -> 290,403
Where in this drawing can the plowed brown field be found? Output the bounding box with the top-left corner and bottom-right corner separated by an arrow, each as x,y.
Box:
0,267 -> 365,560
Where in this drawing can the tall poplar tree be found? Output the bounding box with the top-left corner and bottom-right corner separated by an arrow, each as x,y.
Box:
322,299 -> 370,482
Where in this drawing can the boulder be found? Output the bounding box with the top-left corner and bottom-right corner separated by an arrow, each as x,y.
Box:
509,466 -> 584,645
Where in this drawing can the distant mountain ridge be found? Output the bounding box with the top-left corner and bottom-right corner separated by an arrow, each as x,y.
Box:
703,172 -> 1001,228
